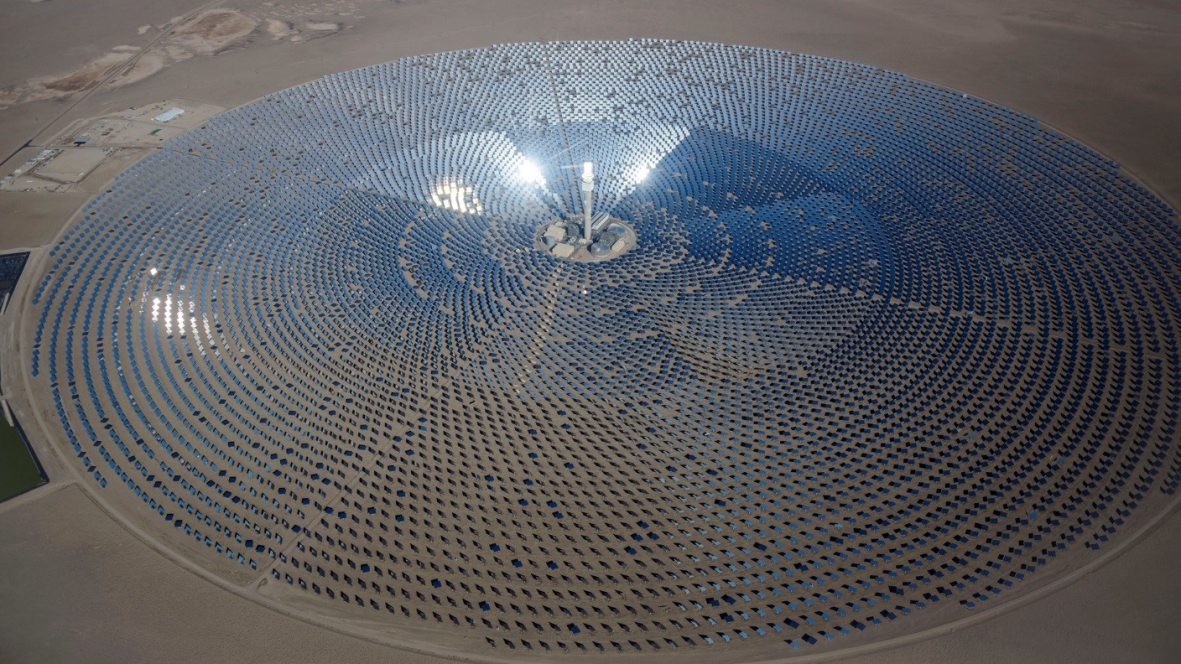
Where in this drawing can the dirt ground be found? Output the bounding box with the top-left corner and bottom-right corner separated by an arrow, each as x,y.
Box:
0,1 -> 1179,663
1,482 -> 1177,664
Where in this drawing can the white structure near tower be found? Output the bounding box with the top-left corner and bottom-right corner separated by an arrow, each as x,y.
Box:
581,160 -> 594,243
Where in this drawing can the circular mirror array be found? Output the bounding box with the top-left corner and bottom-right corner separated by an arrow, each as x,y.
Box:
26,40 -> 1181,661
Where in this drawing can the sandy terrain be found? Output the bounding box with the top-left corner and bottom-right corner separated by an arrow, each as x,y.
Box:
1,482 -> 1177,663
0,8 -> 259,108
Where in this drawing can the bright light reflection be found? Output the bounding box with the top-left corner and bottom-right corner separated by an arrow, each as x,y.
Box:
430,177 -> 484,214
518,160 -> 545,185
143,284 -> 213,355
632,165 -> 651,183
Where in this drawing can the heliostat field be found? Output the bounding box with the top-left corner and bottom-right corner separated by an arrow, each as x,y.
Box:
25,40 -> 1181,660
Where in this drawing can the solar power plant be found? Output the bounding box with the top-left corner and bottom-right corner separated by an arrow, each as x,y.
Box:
24,40 -> 1181,660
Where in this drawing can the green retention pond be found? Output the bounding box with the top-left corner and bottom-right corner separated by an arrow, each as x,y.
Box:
0,251 -> 44,502
0,413 -> 46,502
